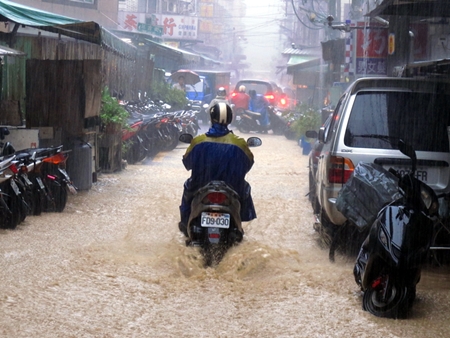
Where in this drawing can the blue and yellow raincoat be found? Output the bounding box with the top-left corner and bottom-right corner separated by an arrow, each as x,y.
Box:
180,124 -> 256,225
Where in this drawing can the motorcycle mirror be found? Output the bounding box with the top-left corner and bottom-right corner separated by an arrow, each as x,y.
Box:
247,137 -> 262,147
0,127 -> 10,140
398,139 -> 417,173
179,133 -> 193,144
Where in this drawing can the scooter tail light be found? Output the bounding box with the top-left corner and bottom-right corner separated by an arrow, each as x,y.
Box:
204,192 -> 228,204
209,233 -> 220,239
328,156 -> 355,184
9,163 -> 18,174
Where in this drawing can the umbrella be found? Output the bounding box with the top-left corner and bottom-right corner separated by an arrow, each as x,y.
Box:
170,69 -> 200,85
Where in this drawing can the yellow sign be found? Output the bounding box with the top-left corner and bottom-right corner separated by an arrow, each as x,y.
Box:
388,33 -> 395,55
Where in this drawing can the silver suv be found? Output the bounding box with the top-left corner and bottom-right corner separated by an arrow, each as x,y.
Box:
310,77 -> 450,231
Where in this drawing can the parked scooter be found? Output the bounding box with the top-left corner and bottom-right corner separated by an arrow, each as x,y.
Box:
40,146 -> 77,212
0,154 -> 28,229
178,133 -> 262,266
353,140 -> 439,319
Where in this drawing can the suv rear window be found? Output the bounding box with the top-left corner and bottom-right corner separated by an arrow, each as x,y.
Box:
344,91 -> 450,152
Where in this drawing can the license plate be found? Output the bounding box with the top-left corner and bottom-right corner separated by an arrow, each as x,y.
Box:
10,179 -> 21,196
388,166 -> 433,183
36,177 -> 46,190
201,212 -> 230,228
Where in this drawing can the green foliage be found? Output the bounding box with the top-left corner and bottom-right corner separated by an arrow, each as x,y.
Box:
150,81 -> 187,110
100,86 -> 129,127
289,103 -> 322,139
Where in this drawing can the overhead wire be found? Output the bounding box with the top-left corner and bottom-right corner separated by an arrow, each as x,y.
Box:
290,0 -> 325,30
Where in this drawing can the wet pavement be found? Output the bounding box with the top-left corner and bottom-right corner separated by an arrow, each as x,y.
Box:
1,132 -> 450,337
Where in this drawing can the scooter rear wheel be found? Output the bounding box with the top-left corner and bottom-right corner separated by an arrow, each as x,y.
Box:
237,120 -> 251,134
202,243 -> 227,267
363,279 -> 410,319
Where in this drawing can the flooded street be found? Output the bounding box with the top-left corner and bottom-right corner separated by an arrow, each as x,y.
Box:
1,132 -> 450,337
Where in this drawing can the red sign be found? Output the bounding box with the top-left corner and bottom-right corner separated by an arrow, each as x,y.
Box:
356,22 -> 388,58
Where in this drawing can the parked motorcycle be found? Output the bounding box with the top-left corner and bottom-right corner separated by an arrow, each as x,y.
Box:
353,140 -> 439,318
178,133 -> 262,266
0,154 -> 28,229
40,146 -> 77,212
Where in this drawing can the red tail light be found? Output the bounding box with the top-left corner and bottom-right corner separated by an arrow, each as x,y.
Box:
279,97 -> 287,106
209,233 -> 220,239
231,92 -> 237,98
264,94 -> 275,101
206,192 -> 227,204
9,163 -> 18,174
328,156 -> 355,184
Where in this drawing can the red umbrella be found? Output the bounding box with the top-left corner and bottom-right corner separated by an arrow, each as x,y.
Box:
170,69 -> 200,85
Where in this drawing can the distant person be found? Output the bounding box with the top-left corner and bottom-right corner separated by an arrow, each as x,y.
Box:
209,87 -> 229,108
231,85 -> 250,110
173,76 -> 186,92
249,89 -> 270,133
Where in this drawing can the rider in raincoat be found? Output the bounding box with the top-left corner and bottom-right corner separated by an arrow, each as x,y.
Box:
179,102 -> 256,236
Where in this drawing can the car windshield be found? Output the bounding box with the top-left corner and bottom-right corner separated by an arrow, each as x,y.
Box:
344,91 -> 450,152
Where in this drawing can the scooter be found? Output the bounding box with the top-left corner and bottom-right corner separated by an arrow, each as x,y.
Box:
353,140 -> 439,319
237,106 -> 287,135
178,133 -> 262,266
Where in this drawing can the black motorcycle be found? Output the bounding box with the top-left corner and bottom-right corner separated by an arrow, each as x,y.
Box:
178,133 -> 262,266
353,140 -> 439,319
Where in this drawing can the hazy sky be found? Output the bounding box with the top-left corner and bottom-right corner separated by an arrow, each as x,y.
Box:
241,0 -> 285,78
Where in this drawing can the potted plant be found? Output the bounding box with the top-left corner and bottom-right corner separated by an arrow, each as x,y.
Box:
99,86 -> 129,134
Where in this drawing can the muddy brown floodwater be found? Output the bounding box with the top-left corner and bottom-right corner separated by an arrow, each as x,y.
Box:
1,131 -> 450,338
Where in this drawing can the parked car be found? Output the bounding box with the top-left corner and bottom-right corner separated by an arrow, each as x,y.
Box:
306,113 -> 332,213
308,77 -> 450,241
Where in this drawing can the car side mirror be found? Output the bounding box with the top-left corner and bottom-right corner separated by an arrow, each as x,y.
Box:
318,126 -> 326,143
247,137 -> 262,147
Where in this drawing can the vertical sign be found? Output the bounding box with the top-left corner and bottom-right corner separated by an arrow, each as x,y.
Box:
388,33 -> 395,55
355,21 -> 388,76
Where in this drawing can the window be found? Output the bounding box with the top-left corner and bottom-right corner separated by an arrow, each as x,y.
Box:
344,91 -> 450,152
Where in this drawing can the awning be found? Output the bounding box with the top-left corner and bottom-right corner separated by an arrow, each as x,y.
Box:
0,0 -> 135,58
287,55 -> 318,66
144,39 -> 201,63
368,0 -> 450,17
287,57 -> 322,74
0,44 -> 26,56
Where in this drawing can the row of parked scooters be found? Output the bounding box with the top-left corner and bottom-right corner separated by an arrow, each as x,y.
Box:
120,99 -> 202,164
0,127 -> 77,230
